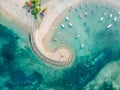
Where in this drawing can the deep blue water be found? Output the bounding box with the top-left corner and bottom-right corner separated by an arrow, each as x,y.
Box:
0,24 -> 44,90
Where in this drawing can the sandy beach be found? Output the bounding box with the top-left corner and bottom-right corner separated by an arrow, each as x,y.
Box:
0,0 -> 81,66
0,0 -> 52,31
0,0 -> 35,31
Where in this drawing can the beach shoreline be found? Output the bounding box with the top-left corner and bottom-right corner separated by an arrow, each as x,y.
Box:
1,0 -> 119,66
30,33 -> 73,66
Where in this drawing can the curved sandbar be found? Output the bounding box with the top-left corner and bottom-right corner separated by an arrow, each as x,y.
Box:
31,0 -> 82,66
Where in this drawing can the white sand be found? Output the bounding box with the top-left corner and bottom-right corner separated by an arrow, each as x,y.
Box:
0,0 -> 50,30
0,0 -> 35,31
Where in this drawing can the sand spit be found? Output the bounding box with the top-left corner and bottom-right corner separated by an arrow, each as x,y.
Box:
31,0 -> 82,66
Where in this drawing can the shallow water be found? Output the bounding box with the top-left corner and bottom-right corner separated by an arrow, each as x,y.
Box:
0,0 -> 120,90
45,0 -> 120,89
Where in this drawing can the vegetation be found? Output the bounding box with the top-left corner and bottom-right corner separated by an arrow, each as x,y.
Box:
31,0 -> 40,19
24,0 -> 41,19
24,0 -> 47,19
31,7 -> 39,19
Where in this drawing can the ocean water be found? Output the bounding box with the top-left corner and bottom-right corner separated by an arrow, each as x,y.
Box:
45,0 -> 120,89
0,10 -> 67,90
0,0 -> 120,90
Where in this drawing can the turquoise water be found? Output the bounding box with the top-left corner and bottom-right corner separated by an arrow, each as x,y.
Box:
49,1 -> 120,63
0,11 -> 66,90
0,0 -> 120,90
46,1 -> 120,89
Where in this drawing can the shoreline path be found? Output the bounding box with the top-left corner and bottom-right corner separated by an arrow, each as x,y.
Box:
31,0 -> 82,66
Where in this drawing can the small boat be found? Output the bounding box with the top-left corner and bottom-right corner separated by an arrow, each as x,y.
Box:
107,24 -> 112,28
114,17 -> 117,21
118,11 -> 120,15
100,17 -> 104,21
57,32 -> 60,35
92,52 -> 105,65
65,16 -> 69,21
68,23 -> 73,27
61,24 -> 65,28
103,12 -> 106,16
53,38 -> 58,41
79,14 -> 82,19
76,8 -> 79,12
81,43 -> 84,49
109,13 -> 113,18
75,34 -> 80,39
84,12 -> 88,17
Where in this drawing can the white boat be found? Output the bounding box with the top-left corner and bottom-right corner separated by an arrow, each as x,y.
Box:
61,24 -> 65,28
76,8 -> 79,12
84,12 -> 88,17
109,13 -> 113,18
114,17 -> 117,21
100,17 -> 104,21
103,12 -> 106,16
107,24 -> 112,28
68,23 -> 73,27
92,52 -> 105,65
75,34 -> 80,39
79,14 -> 82,18
65,16 -> 69,21
81,43 -> 84,48
53,38 -> 58,41
118,11 -> 120,15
